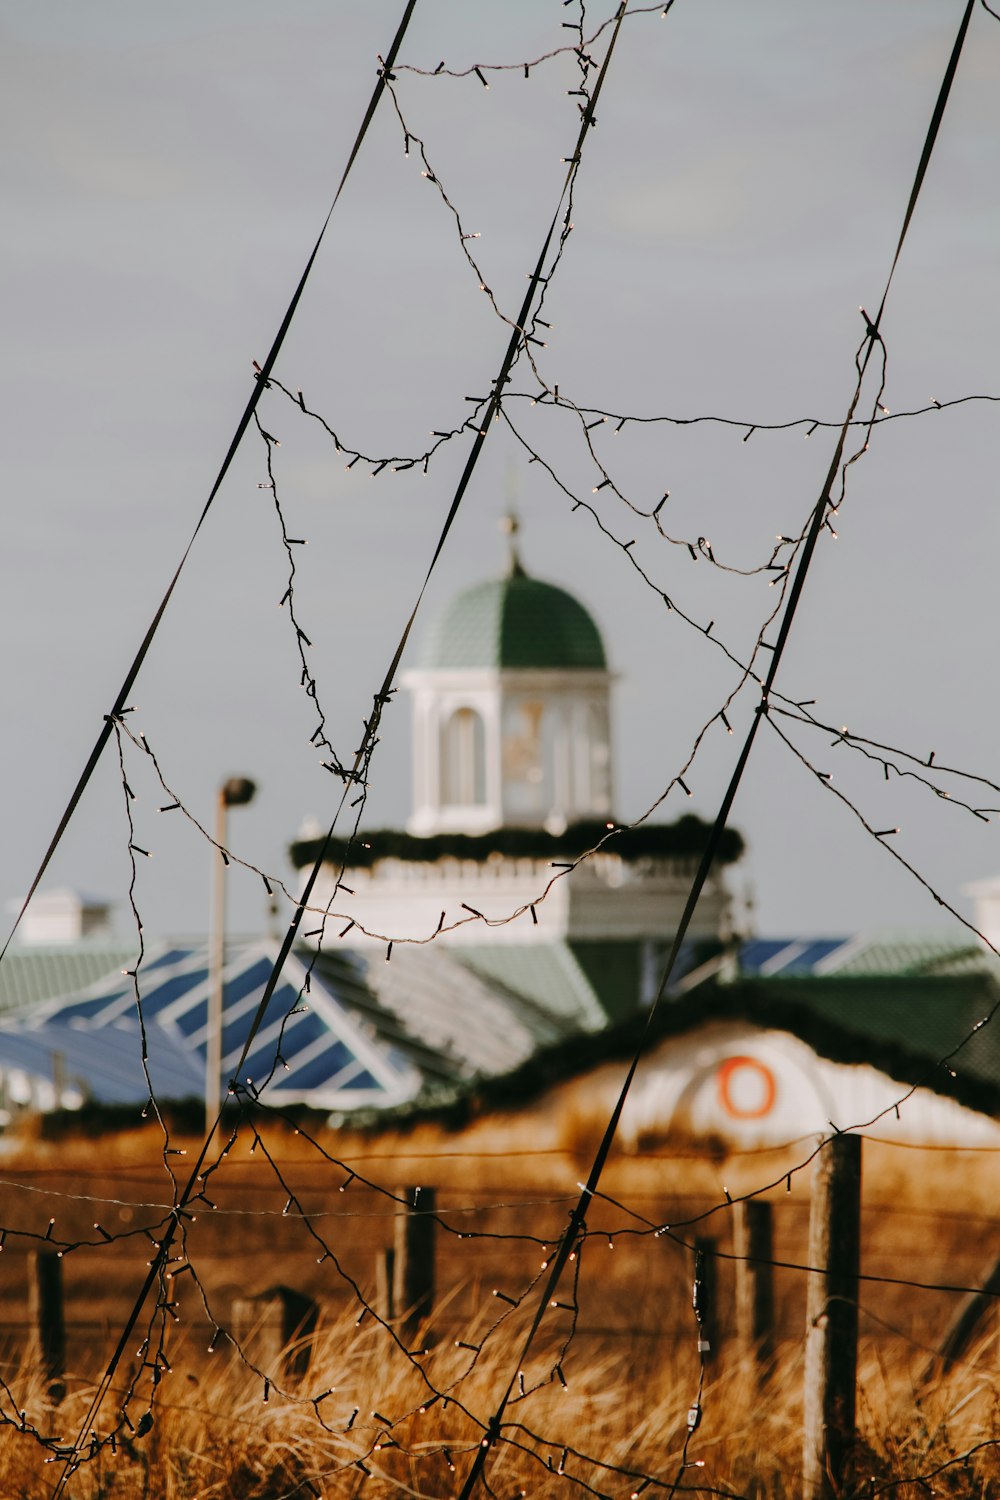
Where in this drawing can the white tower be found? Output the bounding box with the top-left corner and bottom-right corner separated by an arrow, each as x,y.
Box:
403,521 -> 613,837
300,521 -> 733,949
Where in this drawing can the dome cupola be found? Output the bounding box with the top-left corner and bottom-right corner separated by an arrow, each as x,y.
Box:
418,568 -> 607,673
403,518 -> 613,836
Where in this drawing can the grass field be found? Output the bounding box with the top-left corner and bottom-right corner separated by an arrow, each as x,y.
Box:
0,1100 -> 998,1496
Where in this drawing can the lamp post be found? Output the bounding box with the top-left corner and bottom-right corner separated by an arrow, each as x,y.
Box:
206,776 -> 256,1134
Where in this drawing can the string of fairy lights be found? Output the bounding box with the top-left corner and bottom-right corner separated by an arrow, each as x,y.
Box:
37,4 -> 648,1489
1,0 -> 999,1495
0,1143 -> 997,1482
446,0 -> 987,1457
44,111 -> 1000,1500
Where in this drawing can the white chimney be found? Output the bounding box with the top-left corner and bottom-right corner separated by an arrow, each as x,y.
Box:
14,889 -> 112,946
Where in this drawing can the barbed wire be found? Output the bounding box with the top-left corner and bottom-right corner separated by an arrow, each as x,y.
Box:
766,712 -> 998,962
102,555 -> 1000,966
0,0 -> 421,966
265,371 -> 1000,488
35,307 -> 995,1500
4,1156 -> 1000,1231
252,413 -> 349,782
0,2 -> 997,1496
2,1094 -> 999,1496
448,0 -> 983,1487
394,0 -> 669,80
37,5 -> 649,1489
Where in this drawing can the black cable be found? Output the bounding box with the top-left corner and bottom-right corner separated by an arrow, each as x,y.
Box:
44,8 -> 421,1492
48,3 -> 630,1489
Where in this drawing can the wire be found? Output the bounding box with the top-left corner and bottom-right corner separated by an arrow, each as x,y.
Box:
43,8 -> 423,1491
455,4 -> 977,1491
1,3 -> 420,969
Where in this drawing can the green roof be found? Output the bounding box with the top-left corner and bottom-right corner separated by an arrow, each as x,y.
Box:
822,935 -> 982,977
419,566 -> 607,671
371,969 -> 1000,1130
0,946 -> 135,1016
458,943 -> 609,1034
727,973 -> 1000,1111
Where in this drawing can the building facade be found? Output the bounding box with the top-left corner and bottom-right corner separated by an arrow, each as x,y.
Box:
302,536 -> 735,951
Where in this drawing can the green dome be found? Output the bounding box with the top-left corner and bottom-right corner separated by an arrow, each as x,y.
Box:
420,566 -> 607,671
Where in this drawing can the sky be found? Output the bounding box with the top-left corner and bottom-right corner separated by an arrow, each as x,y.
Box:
3,0 -> 1000,947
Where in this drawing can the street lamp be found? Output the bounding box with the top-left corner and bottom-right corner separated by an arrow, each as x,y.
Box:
205,776 -> 256,1133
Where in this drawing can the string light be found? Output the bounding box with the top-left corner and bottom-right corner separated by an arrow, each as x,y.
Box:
8,7 -> 998,1498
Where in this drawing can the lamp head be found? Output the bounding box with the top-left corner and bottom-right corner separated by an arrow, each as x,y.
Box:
221,777 -> 256,807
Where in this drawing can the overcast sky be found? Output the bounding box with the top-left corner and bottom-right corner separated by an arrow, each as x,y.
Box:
4,1 -> 1000,946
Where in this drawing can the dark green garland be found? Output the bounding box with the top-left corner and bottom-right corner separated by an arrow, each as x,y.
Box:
339,970 -> 1000,1135
290,813 -> 744,871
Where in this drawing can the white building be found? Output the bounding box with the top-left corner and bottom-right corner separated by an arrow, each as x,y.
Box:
286,535 -> 1000,1148
9,537 -> 998,1148
302,531 -> 735,950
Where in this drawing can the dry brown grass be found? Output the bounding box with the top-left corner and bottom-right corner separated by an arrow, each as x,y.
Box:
0,1112 -> 998,1495
4,1319 -> 1000,1498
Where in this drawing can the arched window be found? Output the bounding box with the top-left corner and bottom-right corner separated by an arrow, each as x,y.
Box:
441,707 -> 486,806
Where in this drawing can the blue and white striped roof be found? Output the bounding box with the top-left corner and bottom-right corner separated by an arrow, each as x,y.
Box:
2,941 -> 420,1112
0,934 -> 628,1116
738,938 -> 853,977
0,1022 -> 198,1108
5,931 -> 982,1119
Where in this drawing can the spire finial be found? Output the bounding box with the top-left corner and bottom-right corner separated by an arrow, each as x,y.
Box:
500,509 -> 524,576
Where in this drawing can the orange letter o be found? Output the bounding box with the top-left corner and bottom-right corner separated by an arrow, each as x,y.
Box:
716,1056 -> 777,1120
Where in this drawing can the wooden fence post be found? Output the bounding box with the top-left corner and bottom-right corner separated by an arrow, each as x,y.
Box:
802,1135 -> 862,1500
693,1236 -> 717,1361
28,1251 -> 66,1399
230,1285 -> 319,1380
376,1247 -> 396,1322
393,1186 -> 436,1342
734,1200 -> 774,1373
